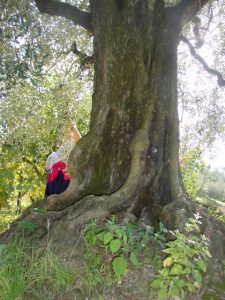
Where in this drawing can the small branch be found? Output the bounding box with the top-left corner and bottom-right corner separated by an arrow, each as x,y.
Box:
72,41 -> 94,66
34,0 -> 93,33
175,0 -> 210,29
22,157 -> 42,177
180,35 -> 225,87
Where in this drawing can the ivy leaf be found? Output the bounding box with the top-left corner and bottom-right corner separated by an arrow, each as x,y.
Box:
110,239 -> 121,253
130,252 -> 139,267
112,256 -> 127,280
103,232 -> 113,245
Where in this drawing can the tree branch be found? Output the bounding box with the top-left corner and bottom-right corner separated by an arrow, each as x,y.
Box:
175,0 -> 210,29
180,34 -> 225,86
22,157 -> 43,178
72,41 -> 94,66
34,0 -> 93,33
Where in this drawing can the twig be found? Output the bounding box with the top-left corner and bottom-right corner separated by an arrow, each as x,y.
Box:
180,34 -> 225,86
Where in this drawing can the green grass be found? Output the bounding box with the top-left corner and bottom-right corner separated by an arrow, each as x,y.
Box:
0,236 -> 76,300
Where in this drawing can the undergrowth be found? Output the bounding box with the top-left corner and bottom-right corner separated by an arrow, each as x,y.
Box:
83,215 -> 212,300
83,216 -> 167,298
0,235 -> 76,300
150,214 -> 211,300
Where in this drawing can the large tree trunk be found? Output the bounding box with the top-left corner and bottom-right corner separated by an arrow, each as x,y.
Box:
2,0 -> 225,282
47,1 -> 182,220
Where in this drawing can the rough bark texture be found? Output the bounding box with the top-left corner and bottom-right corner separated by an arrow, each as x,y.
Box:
46,1 -> 182,219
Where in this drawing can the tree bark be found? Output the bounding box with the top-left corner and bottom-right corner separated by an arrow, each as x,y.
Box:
46,0 -> 183,220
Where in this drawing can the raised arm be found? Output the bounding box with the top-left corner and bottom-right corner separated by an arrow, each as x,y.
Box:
72,125 -> 81,143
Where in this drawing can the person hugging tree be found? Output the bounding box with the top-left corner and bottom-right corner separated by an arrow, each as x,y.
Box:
45,122 -> 81,197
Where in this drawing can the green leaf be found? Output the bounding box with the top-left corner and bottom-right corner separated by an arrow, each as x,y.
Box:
192,270 -> 202,285
150,278 -> 161,289
170,285 -> 180,297
112,256 -> 127,279
104,232 -> 113,245
123,234 -> 128,245
130,252 -> 139,267
124,245 -> 130,253
157,287 -> 168,300
97,231 -> 105,242
180,288 -> 185,299
30,207 -> 47,214
115,229 -> 123,238
85,230 -> 97,244
174,278 -> 186,288
198,260 -> 207,272
18,220 -> 37,232
183,267 -> 191,275
110,239 -> 121,253
161,268 -> 169,277
170,264 -> 183,275
163,256 -> 173,268
187,282 -> 195,292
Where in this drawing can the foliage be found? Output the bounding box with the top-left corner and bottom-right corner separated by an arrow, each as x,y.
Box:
0,208 -> 16,233
0,236 -> 76,300
84,244 -> 114,295
150,214 -> 211,300
0,0 -> 92,92
178,0 -> 225,150
208,207 -> 225,223
0,0 -> 92,212
200,169 -> 225,201
180,147 -> 207,199
0,72 -> 92,211
85,217 -> 151,282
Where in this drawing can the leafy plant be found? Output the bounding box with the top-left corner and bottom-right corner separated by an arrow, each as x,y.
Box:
85,217 -> 151,282
180,147 -> 206,199
150,214 -> 211,300
153,222 -> 168,249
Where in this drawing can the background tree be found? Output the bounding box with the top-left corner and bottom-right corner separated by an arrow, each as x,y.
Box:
0,72 -> 91,211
